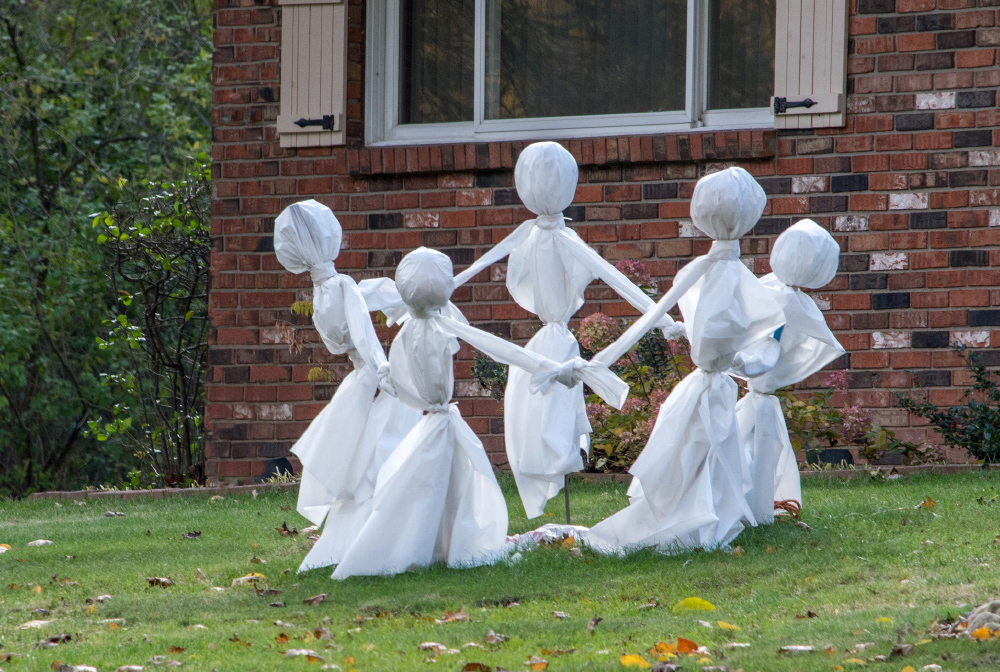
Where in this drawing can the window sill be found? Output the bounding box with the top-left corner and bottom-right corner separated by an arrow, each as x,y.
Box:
347,128 -> 777,176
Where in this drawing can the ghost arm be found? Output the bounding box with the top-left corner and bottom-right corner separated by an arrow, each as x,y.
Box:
558,233 -> 686,339
731,335 -> 781,378
592,256 -> 712,367
340,278 -> 399,396
451,219 -> 536,287
440,317 -> 628,410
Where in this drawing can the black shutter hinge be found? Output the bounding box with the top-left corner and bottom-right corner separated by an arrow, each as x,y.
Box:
294,114 -> 339,131
773,97 -> 818,114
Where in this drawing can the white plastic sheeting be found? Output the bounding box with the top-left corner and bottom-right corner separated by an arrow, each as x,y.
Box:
332,248 -> 626,579
734,219 -> 844,521
272,200 -> 422,572
585,167 -> 785,554
450,141 -> 684,519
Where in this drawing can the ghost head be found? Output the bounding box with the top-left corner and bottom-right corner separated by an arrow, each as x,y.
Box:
770,219 -> 840,289
396,247 -> 455,313
514,141 -> 578,218
690,167 -> 767,241
274,199 -> 343,275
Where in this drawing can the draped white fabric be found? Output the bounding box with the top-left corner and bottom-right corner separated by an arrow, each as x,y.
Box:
734,219 -> 844,521
586,168 -> 785,554
273,200 -> 422,572
333,248 -> 625,579
451,141 -> 683,519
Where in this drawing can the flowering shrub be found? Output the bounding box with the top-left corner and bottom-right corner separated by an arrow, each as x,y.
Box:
615,259 -> 654,292
899,345 -> 1000,464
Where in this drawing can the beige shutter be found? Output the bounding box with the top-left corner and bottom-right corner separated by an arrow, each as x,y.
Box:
772,0 -> 848,129
277,0 -> 347,148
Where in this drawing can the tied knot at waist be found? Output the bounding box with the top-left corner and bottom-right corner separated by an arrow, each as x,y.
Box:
310,261 -> 338,285
706,240 -> 741,261
426,402 -> 455,414
534,213 -> 566,231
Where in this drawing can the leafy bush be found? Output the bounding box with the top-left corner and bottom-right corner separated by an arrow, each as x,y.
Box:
89,156 -> 211,487
899,345 -> 1000,464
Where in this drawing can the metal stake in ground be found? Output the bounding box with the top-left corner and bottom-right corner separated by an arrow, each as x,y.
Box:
564,475 -> 571,524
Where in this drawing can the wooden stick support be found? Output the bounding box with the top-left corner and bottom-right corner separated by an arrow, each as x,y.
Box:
564,474 -> 571,525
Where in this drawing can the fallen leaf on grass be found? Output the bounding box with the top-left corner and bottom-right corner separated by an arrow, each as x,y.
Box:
900,667 -> 915,672
890,643 -> 914,658
303,593 -> 328,606
638,599 -> 660,610
729,545 -> 744,557
115,666 -> 144,672
723,642 -> 750,649
28,539 -> 54,546
86,595 -> 113,604
280,504 -> 292,511
275,634 -> 290,644
231,573 -> 266,586
36,634 -> 72,649
276,522 -> 299,537
777,645 -> 814,654
105,511 -> 126,517
915,496 -> 936,510
314,627 -> 334,641
483,630 -> 508,645
650,663 -> 681,672
696,619 -> 713,628
822,644 -> 835,655
250,556 -> 266,564
717,621 -> 740,631
182,532 -> 201,540
618,654 -> 649,668
228,635 -> 251,647
795,521 -> 812,531
970,626 -> 993,641
146,657 -> 182,667
167,647 -> 185,654
435,607 -> 471,624
676,637 -> 699,654
285,649 -> 324,662
146,577 -> 174,588
876,617 -> 894,625
525,655 -> 549,670
795,611 -> 818,619
33,585 -> 43,593
648,641 -> 675,656
765,546 -> 776,554
672,597 -> 715,613
418,642 -> 458,655
195,569 -> 208,580
18,620 -> 52,629
108,623 -> 121,631
587,615 -> 603,633
463,664 -> 491,672
301,525 -> 319,534
552,610 -> 570,619
256,587 -> 281,597
843,658 -> 867,665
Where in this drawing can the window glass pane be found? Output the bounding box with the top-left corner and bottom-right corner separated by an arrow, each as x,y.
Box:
400,0 -> 475,124
708,0 -> 775,110
485,0 -> 687,120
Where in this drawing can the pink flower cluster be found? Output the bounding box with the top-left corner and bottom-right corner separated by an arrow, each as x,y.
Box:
577,312 -> 621,351
825,370 -> 851,393
586,402 -> 610,425
841,404 -> 873,445
615,259 -> 653,288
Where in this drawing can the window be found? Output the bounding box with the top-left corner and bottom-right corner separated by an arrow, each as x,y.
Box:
366,0 -> 776,145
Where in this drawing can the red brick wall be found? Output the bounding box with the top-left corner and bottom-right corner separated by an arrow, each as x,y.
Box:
208,0 -> 1000,481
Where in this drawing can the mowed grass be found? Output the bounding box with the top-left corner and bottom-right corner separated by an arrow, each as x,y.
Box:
2,473 -> 1000,672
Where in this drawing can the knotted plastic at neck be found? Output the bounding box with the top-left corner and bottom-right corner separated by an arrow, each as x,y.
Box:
310,261 -> 338,285
706,239 -> 740,261
534,213 -> 566,231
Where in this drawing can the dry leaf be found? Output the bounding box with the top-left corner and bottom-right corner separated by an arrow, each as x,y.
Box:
729,545 -> 744,557
483,630 -> 508,645
33,585 -> 43,593
876,617 -> 894,624
115,666 -> 144,672
275,634 -> 290,644
717,621 -> 740,631
435,607 -> 471,624
195,569 -> 208,580
250,556 -> 266,564
587,615 -> 603,633
231,573 -> 266,586
638,599 -> 660,610
18,620 -> 52,629
28,539 -> 54,546
418,642 -> 458,655
765,546 -> 776,554
552,611 -> 570,620
915,496 -> 936,510
672,597 -> 715,613
146,577 -> 174,588
314,627 -> 334,641
228,635 -> 251,647
676,637 -> 698,654
303,593 -> 328,606
970,626 -> 992,641
276,522 -> 298,537
108,623 -> 121,631
280,504 -> 292,511
285,649 -> 324,662
301,525 -> 319,534
182,532 -> 201,540
822,644 -> 836,655
618,654 -> 649,668
167,647 -> 185,654
525,655 -> 549,670
648,641 -> 675,656
86,605 -> 97,615
778,645 -> 814,654
256,587 -> 281,597
463,664 -> 491,672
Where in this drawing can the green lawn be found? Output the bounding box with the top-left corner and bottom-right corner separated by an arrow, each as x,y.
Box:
2,472 -> 1000,672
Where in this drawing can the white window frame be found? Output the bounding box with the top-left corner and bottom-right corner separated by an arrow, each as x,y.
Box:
366,0 -> 775,147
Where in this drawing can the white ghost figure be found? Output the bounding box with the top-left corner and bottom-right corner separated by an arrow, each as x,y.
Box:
426,141 -> 685,519
584,167 -> 786,554
734,219 -> 844,523
272,199 -> 422,572
331,248 -> 627,579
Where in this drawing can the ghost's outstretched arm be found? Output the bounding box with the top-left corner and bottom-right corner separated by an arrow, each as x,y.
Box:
558,233 -> 686,339
440,317 -> 628,409
452,219 -> 536,287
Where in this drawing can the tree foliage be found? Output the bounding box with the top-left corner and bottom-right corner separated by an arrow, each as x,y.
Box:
0,0 -> 211,496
